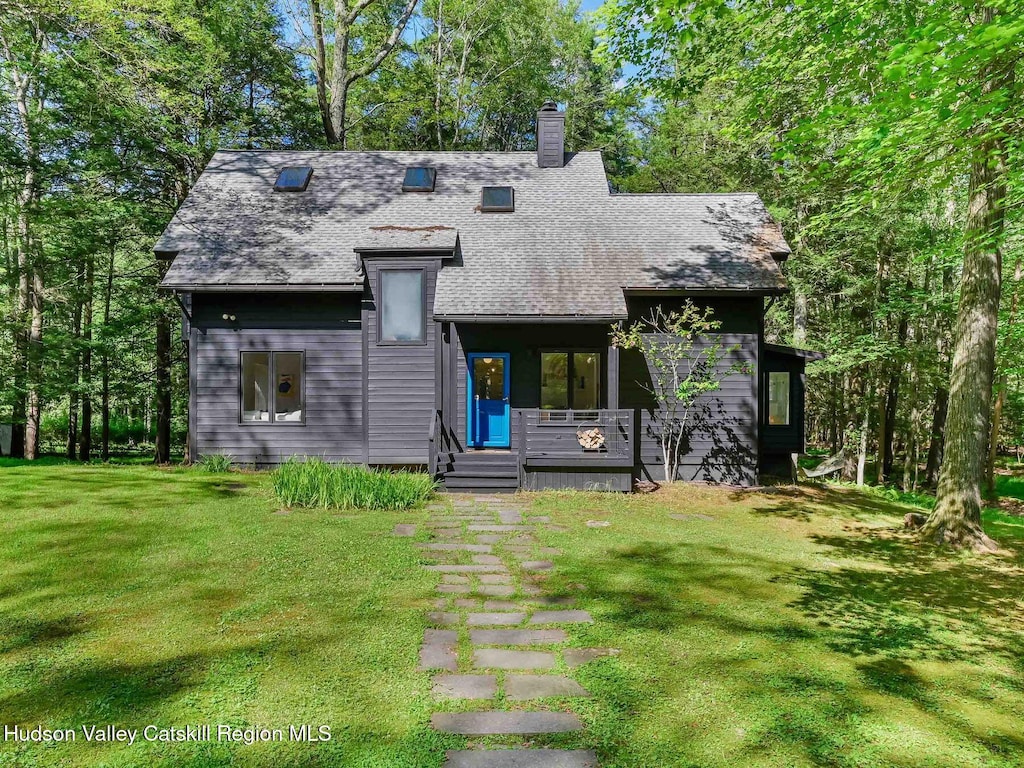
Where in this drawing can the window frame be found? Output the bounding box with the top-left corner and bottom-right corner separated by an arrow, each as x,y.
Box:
539,348 -> 604,411
402,167 -> 436,192
765,370 -> 791,427
238,350 -> 306,426
273,166 -> 313,192
480,186 -> 515,213
377,267 -> 428,346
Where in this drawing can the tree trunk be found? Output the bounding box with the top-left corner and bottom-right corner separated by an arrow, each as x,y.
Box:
79,253 -> 94,460
67,261 -> 84,459
857,378 -> 871,486
924,387 -> 948,485
986,253 -> 1021,497
154,296 -> 172,464
793,288 -> 807,345
923,31 -> 1009,551
25,268 -> 43,459
101,242 -> 114,460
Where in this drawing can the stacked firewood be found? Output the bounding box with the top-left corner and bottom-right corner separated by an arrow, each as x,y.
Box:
577,426 -> 606,450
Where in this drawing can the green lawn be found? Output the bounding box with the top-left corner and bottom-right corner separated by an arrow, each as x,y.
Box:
1,463 -> 1023,767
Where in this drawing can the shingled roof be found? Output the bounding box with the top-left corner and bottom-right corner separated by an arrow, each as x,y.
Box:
157,150 -> 790,317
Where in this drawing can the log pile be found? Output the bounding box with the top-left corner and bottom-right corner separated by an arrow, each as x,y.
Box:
577,426 -> 606,450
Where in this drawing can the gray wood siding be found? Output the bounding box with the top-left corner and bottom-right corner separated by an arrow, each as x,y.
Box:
190,294 -> 363,465
524,469 -> 631,492
364,257 -> 441,464
621,297 -> 762,486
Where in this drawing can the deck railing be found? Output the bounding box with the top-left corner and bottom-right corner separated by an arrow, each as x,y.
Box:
516,409 -> 634,467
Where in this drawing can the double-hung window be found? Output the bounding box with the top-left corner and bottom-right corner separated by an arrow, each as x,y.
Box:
240,351 -> 305,424
378,268 -> 426,344
540,351 -> 602,410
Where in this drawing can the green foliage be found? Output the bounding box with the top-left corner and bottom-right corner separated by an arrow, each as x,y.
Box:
272,457 -> 435,510
196,453 -> 233,472
611,301 -> 752,482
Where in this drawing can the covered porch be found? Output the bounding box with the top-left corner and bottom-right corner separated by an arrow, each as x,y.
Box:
429,320 -> 636,492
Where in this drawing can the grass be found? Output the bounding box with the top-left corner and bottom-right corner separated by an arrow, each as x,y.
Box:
0,462 -> 452,767
196,453 -> 234,473
271,458 -> 435,510
1,463 -> 1022,767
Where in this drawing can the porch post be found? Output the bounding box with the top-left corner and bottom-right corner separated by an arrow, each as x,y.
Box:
607,342 -> 620,410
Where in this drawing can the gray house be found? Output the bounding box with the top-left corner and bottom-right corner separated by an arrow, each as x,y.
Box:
157,103 -> 813,491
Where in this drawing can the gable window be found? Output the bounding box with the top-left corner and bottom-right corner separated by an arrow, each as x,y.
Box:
480,186 -> 514,212
767,371 -> 790,426
403,167 -> 436,192
541,351 -> 601,410
379,268 -> 426,344
240,351 -> 305,423
274,166 -> 313,192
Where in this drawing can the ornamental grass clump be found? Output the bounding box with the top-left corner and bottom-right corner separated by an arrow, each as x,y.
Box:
196,453 -> 233,472
272,457 -> 435,510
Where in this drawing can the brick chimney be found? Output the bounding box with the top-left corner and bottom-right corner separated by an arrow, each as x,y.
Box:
536,101 -> 565,168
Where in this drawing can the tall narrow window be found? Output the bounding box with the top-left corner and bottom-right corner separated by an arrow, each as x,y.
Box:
540,353 -> 569,409
241,352 -> 270,422
540,351 -> 601,410
768,372 -> 790,426
379,269 -> 425,344
240,351 -> 304,424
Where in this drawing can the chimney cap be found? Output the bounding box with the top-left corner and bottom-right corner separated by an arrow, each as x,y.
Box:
539,100 -> 561,113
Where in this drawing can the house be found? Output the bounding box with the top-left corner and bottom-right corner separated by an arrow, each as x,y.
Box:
156,102 -> 815,491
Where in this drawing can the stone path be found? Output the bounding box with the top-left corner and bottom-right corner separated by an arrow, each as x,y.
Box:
396,495 -> 607,768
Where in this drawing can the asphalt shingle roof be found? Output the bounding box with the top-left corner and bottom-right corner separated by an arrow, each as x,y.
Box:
158,150 -> 789,317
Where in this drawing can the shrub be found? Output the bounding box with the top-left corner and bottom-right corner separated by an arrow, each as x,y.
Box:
272,457 -> 435,510
196,453 -> 233,473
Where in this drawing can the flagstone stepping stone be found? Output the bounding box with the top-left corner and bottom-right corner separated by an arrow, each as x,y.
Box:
468,525 -> 531,532
504,675 -> 590,700
585,520 -> 611,528
563,648 -> 620,668
393,524 -> 417,536
454,598 -> 483,609
427,520 -> 467,528
442,574 -> 470,584
520,584 -> 542,596
428,611 -> 459,626
467,612 -> 526,626
472,554 -> 503,565
507,535 -> 536,544
528,596 -> 575,607
471,629 -> 567,645
498,510 -> 523,524
522,561 -> 553,571
432,529 -> 462,539
479,574 -> 513,584
477,585 -> 515,597
475,535 -> 504,544
438,584 -> 472,594
432,711 -> 580,735
483,600 -> 521,611
526,515 -> 551,523
426,565 -> 508,573
421,543 -> 493,553
473,648 -> 556,669
530,610 -> 593,624
419,629 -> 458,671
443,749 -> 597,767
432,674 -> 497,700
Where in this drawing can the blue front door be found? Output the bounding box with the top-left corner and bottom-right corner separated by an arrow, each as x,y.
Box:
468,353 -> 510,448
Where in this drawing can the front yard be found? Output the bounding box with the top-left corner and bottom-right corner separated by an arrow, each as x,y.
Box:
1,461 -> 1022,767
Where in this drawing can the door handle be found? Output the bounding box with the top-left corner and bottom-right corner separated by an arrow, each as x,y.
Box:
474,395 -> 480,401
503,397 -> 509,403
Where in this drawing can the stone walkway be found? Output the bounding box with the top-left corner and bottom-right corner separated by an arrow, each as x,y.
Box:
395,495 -> 604,768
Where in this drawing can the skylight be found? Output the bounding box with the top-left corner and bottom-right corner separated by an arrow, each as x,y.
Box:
481,186 -> 514,212
403,167 -> 436,192
274,166 -> 313,192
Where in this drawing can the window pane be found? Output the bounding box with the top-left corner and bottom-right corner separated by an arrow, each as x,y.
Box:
474,357 -> 505,400
274,166 -> 312,191
380,270 -> 425,342
403,167 -> 436,191
274,352 -> 303,422
768,372 -> 790,425
481,186 -> 514,212
540,353 -> 568,409
573,352 -> 601,410
241,352 -> 270,422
